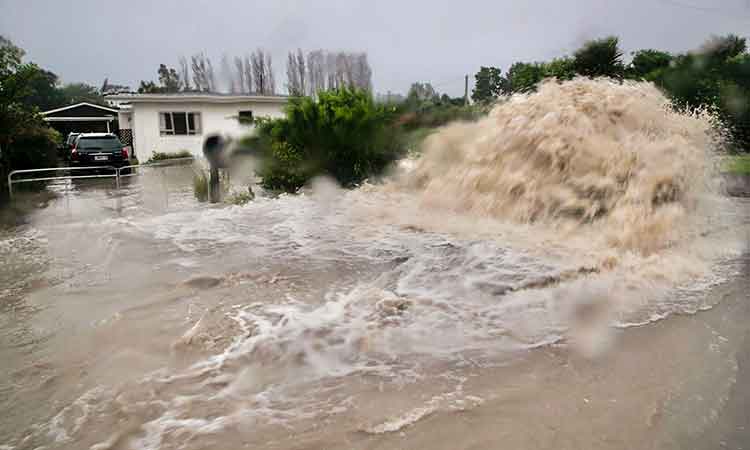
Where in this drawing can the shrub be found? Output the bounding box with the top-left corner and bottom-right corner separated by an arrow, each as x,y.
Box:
192,168 -> 230,202
192,169 -> 208,202
254,89 -> 405,192
6,126 -> 59,170
148,150 -> 193,163
226,189 -> 255,205
397,104 -> 483,130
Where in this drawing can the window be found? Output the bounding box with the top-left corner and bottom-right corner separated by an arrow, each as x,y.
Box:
160,112 -> 201,136
238,110 -> 254,125
76,136 -> 122,150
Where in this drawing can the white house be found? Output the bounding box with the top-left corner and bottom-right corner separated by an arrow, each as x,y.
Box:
107,93 -> 288,161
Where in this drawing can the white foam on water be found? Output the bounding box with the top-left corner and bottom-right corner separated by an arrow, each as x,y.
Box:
12,79 -> 749,450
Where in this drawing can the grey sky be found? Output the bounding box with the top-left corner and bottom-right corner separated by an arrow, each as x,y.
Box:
1,0 -> 749,96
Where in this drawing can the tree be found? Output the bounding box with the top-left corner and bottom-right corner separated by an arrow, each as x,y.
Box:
506,62 -> 547,93
191,53 -> 215,92
0,36 -> 59,186
24,68 -> 67,110
544,57 -> 576,81
406,82 -> 439,108
286,50 -> 303,96
307,50 -> 326,96
101,78 -> 130,94
652,35 -> 750,149
573,36 -> 625,79
157,64 -> 182,92
628,50 -> 673,80
254,88 -> 402,191
472,66 -> 504,103
251,49 -> 275,95
59,82 -> 105,104
700,34 -> 747,62
0,35 -> 41,150
137,80 -> 161,93
179,57 -> 192,91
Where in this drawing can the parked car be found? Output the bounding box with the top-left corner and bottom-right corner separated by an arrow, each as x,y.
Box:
66,133 -> 80,149
61,133 -> 81,160
70,133 -> 131,168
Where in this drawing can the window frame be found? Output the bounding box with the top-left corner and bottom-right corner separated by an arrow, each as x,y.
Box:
159,111 -> 202,136
238,110 -> 254,125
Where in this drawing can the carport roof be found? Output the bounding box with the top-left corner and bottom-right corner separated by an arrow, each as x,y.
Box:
42,102 -> 119,116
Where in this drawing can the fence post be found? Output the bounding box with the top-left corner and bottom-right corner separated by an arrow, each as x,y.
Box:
7,171 -> 13,200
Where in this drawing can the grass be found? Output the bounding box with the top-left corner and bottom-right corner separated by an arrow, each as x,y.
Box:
192,168 -> 233,203
148,150 -> 193,163
723,154 -> 750,175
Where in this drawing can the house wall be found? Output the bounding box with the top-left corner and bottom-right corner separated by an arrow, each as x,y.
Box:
131,101 -> 285,161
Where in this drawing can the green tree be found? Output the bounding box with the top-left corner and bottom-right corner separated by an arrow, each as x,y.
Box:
406,82 -> 439,108
157,64 -> 182,92
139,64 -> 183,93
60,82 -> 105,104
23,68 -> 68,110
543,57 -> 576,81
137,80 -> 162,93
628,49 -> 673,80
472,66 -> 505,103
573,36 -> 625,79
507,62 -> 547,93
254,88 -> 403,191
653,35 -> 750,149
0,36 -> 59,190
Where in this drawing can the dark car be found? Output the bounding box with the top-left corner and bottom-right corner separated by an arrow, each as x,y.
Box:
70,133 -> 131,168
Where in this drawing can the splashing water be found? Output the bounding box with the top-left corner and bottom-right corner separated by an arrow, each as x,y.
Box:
3,79 -> 748,450
401,78 -> 722,255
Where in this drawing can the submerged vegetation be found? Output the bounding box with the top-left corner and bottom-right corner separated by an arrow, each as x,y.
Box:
148,150 -> 193,163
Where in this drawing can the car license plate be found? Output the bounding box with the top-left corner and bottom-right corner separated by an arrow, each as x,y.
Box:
94,155 -> 108,161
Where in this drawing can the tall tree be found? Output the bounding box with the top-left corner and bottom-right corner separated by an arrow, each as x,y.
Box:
573,36 -> 625,79
628,50 -> 672,80
506,62 -> 547,93
307,50 -> 326,96
251,49 -> 275,95
406,82 -> 439,108
295,49 -> 307,96
24,68 -> 67,110
0,36 -> 58,176
101,78 -> 130,94
472,66 -> 504,103
179,56 -> 192,91
191,53 -> 215,92
234,56 -> 248,93
60,82 -> 105,104
220,54 -> 237,93
157,64 -> 182,92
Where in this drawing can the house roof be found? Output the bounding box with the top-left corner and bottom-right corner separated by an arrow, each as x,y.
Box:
42,102 -> 119,116
106,93 -> 289,105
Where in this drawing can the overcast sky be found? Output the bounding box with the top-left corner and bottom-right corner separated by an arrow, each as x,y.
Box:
1,0 -> 749,96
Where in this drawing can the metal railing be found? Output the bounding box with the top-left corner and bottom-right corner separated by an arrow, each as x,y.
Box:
7,157 -> 196,199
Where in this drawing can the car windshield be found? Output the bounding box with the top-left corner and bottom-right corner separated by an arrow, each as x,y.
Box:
76,137 -> 121,150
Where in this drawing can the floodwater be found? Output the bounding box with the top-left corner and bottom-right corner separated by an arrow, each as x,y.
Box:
2,79 -> 750,450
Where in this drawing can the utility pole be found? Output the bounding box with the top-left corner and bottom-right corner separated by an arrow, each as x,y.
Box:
464,75 -> 469,106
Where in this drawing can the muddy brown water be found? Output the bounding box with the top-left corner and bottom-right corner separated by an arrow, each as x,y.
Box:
0,168 -> 747,450
3,79 -> 750,450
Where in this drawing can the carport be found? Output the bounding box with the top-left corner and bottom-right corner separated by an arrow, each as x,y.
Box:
41,102 -> 120,136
